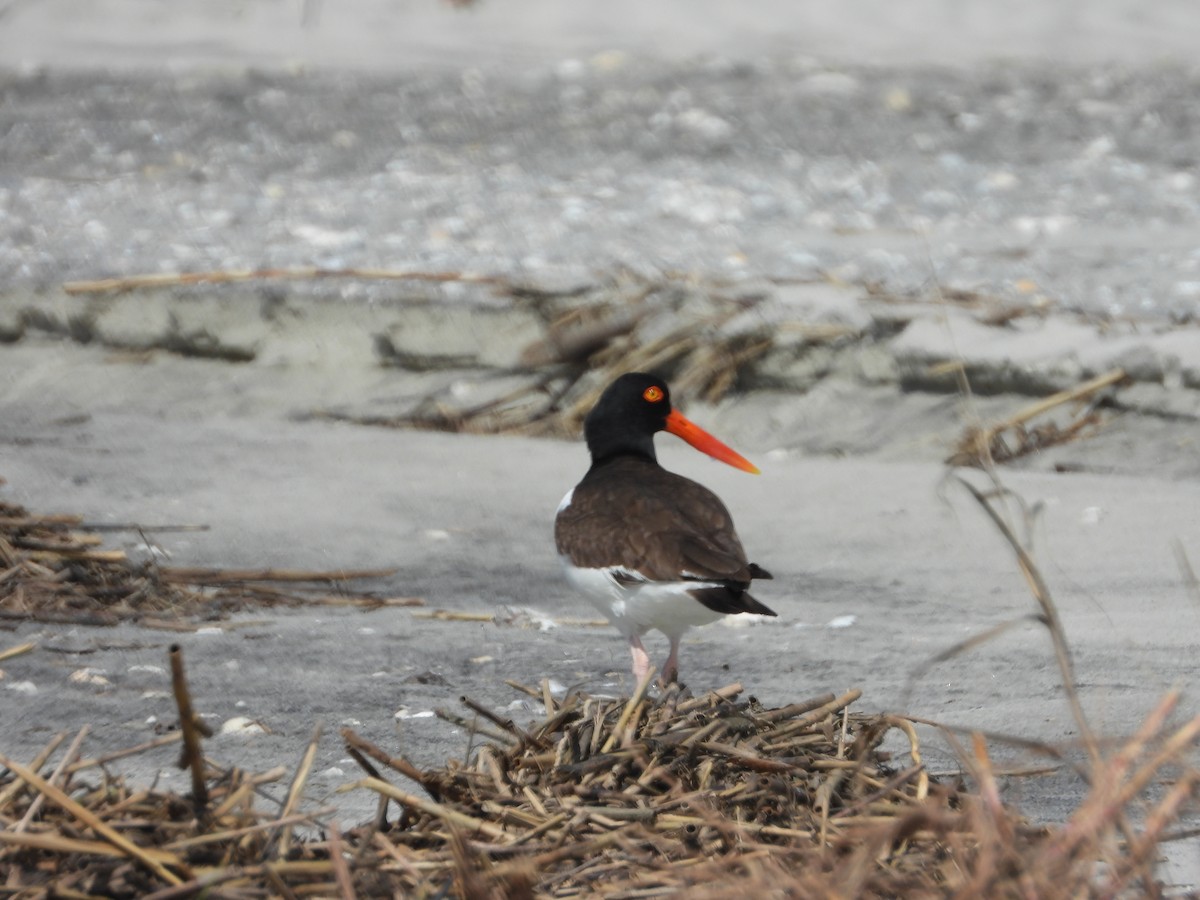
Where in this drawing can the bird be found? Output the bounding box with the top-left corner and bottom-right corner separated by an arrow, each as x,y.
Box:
555,372 -> 775,685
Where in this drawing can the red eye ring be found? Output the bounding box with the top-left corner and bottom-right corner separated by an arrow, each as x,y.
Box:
643,386 -> 664,403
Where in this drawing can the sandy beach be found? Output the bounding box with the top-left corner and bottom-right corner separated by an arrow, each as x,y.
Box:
2,0 -> 1200,887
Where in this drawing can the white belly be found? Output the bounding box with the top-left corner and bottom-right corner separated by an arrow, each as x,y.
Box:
561,558 -> 724,639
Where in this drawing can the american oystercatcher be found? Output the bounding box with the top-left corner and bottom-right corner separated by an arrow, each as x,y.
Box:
555,372 -> 775,684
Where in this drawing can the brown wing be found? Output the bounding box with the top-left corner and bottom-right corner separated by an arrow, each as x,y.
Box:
555,457 -> 762,584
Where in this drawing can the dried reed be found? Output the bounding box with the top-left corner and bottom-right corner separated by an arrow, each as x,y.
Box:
0,499 -> 419,625
2,654 -> 1196,897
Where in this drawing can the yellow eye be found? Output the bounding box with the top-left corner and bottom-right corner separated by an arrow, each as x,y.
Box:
643,386 -> 664,403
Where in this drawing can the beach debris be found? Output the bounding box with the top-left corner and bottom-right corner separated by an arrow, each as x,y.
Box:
947,368 -> 1128,467
1,661 -> 1195,897
0,497 -> 419,624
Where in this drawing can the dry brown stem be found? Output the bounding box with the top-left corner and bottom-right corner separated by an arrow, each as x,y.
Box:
63,266 -> 503,294
948,368 -> 1127,467
169,644 -> 210,813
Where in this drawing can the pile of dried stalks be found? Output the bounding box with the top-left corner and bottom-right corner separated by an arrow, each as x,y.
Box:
2,653 -> 1197,898
945,369 -> 1127,469
333,278 -> 852,439
0,496 -> 419,627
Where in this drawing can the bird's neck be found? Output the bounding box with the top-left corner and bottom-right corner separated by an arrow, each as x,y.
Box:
588,447 -> 658,470
585,426 -> 658,470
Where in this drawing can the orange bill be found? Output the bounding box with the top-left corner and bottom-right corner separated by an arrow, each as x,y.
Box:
664,409 -> 760,474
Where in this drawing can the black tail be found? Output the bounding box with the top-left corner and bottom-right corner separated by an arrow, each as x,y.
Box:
689,585 -> 778,617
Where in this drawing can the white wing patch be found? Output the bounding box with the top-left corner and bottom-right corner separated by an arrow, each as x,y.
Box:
556,487 -> 575,515
560,557 -> 724,637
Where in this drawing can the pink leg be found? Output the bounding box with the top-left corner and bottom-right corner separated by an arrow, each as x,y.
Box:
661,635 -> 681,685
629,634 -> 652,682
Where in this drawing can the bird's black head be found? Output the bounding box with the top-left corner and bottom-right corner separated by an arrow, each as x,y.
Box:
582,372 -> 761,474
583,372 -> 672,466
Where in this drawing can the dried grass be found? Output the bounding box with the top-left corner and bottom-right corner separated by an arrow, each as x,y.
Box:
323,277 -> 830,438
946,368 -> 1128,468
1,660 -> 1196,898
0,499 -> 421,626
